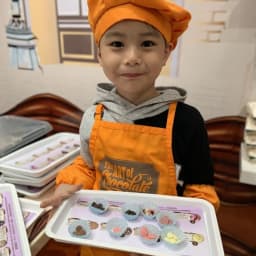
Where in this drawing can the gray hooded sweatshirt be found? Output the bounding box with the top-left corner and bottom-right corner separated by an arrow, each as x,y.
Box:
80,83 -> 187,168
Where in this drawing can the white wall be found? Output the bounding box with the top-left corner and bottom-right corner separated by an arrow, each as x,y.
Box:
1,0 -> 256,119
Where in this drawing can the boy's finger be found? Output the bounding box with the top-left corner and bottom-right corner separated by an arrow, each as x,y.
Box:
40,184 -> 83,208
40,196 -> 61,208
40,198 -> 55,208
71,183 -> 83,192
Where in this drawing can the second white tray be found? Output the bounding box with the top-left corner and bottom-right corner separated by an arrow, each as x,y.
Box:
0,132 -> 80,178
2,155 -> 77,187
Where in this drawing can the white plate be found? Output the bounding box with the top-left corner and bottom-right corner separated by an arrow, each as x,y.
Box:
239,143 -> 256,185
244,132 -> 256,146
0,183 -> 31,255
45,190 -> 224,256
19,198 -> 45,229
0,132 -> 80,178
245,116 -> 256,133
246,101 -> 256,119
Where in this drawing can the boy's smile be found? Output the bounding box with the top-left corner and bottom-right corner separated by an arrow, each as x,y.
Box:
120,72 -> 145,79
98,20 -> 172,105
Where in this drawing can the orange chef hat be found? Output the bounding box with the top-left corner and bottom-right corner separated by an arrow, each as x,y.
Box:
87,0 -> 191,48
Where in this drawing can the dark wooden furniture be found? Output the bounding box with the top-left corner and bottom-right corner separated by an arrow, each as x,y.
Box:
206,116 -> 256,256
2,93 -> 256,256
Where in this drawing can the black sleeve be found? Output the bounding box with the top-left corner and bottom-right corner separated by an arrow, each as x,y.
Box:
173,102 -> 214,187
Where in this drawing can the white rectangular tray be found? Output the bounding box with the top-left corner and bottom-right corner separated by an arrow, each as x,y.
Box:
0,132 -> 80,178
45,190 -> 224,256
14,180 -> 55,198
2,155 -> 76,187
3,171 -> 56,187
0,183 -> 31,255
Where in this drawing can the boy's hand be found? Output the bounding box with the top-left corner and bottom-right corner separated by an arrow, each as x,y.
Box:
40,183 -> 83,209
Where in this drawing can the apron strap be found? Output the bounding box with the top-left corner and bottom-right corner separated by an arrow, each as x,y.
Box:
166,102 -> 177,135
94,104 -> 104,120
165,102 -> 178,190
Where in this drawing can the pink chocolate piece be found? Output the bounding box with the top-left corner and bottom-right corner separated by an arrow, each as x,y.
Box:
140,226 -> 149,237
113,226 -> 121,233
147,233 -> 157,240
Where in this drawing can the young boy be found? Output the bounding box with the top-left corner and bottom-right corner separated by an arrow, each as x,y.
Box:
41,0 -> 220,255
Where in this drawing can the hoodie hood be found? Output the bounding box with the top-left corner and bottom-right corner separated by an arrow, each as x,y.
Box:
93,83 -> 187,123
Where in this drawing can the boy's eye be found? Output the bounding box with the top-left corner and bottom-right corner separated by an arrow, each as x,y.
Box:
109,41 -> 124,48
142,40 -> 155,47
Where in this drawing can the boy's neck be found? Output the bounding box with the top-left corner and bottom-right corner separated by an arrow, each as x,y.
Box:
117,89 -> 160,105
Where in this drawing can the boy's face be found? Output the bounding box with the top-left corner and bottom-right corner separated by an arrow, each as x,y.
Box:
98,20 -> 172,104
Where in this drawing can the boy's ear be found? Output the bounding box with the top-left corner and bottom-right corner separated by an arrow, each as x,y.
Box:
162,43 -> 173,65
168,43 -> 174,51
97,47 -> 102,66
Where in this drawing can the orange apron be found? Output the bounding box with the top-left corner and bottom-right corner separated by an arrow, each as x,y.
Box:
81,102 -> 178,256
90,103 -> 178,194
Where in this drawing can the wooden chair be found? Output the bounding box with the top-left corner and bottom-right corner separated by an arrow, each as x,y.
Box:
2,93 -> 83,134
